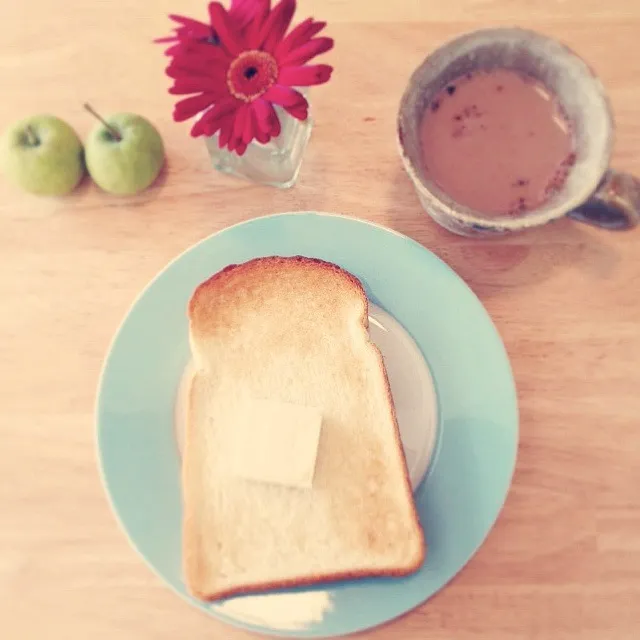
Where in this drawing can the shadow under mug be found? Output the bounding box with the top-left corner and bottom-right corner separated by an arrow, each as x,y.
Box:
397,27 -> 640,237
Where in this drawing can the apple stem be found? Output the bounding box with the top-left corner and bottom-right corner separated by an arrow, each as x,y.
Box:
25,125 -> 39,146
83,103 -> 122,141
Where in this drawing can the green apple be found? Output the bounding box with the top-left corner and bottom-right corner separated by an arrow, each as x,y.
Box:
84,112 -> 165,196
0,115 -> 84,196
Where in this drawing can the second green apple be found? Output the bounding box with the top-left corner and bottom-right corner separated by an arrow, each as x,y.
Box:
85,113 -> 165,196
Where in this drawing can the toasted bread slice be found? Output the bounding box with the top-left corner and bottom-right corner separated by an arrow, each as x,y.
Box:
184,256 -> 425,601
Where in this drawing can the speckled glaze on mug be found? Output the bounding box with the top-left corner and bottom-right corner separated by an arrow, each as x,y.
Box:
397,27 -> 640,237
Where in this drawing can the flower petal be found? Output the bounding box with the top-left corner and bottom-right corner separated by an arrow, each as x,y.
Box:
199,98 -> 240,128
200,107 -> 236,136
284,102 -> 308,120
219,118 -> 234,148
163,39 -> 222,57
279,37 -> 333,67
278,64 -> 333,87
173,93 -> 219,121
256,0 -> 296,53
169,76 -> 226,95
171,43 -> 231,65
162,44 -> 180,54
274,19 -> 327,59
165,55 -> 230,82
268,105 -> 282,138
163,15 -> 211,41
162,43 -> 183,56
208,2 -> 245,56
169,14 -> 208,30
244,0 -> 272,48
230,0 -> 270,31
172,61 -> 228,83
166,65 -> 209,80
262,84 -> 306,108
166,62 -> 213,80
166,52 -> 229,78
164,38 -> 223,57
243,104 -> 258,144
190,118 -> 209,137
215,114 -> 234,136
232,103 -> 249,142
253,98 -> 282,139
253,98 -> 275,136
255,127 -> 270,144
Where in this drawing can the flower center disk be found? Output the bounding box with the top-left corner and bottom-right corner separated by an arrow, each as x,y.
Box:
227,50 -> 278,102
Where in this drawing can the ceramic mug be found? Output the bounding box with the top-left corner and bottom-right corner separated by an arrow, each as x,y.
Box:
397,27 -> 640,236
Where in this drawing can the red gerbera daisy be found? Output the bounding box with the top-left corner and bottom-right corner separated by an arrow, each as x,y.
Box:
159,0 -> 333,156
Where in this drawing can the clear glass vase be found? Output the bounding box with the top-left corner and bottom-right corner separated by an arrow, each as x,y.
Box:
204,95 -> 313,189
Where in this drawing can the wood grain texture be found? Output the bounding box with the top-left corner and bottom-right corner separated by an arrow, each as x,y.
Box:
0,1 -> 639,639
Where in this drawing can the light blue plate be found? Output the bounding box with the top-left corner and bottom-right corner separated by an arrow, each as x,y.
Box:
97,212 -> 518,638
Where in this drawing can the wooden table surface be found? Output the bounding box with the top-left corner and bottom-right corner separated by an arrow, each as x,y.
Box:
1,1 -> 639,638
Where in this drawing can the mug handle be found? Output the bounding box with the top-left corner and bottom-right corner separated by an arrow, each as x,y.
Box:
568,170 -> 640,230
